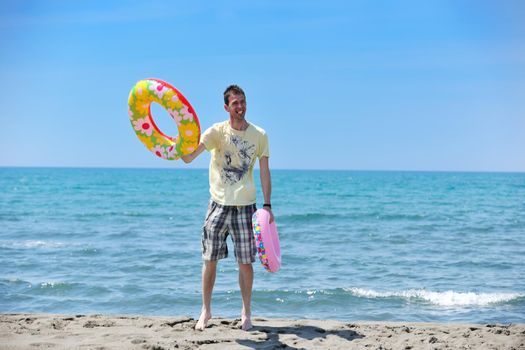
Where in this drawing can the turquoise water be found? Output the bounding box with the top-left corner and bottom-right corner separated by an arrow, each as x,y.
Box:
1,168 -> 524,323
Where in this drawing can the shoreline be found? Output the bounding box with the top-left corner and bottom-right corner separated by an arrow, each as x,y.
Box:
1,314 -> 524,349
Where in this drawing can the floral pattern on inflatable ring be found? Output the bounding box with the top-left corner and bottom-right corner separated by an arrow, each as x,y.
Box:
252,215 -> 271,272
127,78 -> 200,160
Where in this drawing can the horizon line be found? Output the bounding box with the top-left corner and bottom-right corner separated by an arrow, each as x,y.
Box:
1,165 -> 524,174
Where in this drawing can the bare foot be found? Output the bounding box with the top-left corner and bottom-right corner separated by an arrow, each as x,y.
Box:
241,314 -> 253,331
195,310 -> 211,331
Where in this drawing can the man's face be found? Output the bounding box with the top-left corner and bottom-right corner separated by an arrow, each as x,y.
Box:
225,93 -> 246,120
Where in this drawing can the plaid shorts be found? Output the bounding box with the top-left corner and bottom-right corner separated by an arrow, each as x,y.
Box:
202,200 -> 257,264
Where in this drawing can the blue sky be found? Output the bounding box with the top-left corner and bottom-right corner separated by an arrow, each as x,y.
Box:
1,0 -> 524,171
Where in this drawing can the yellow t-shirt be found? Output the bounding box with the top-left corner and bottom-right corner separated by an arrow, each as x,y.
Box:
201,120 -> 269,205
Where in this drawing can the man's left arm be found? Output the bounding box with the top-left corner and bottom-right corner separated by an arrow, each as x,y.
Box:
259,156 -> 274,223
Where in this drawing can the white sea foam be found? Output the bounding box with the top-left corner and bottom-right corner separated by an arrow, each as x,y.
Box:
39,281 -> 71,289
344,287 -> 523,307
0,240 -> 66,249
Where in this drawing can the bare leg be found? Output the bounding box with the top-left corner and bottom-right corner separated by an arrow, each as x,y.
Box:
238,263 -> 254,330
195,260 -> 217,331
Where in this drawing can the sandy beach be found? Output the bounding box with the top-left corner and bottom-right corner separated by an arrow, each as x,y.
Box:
1,314 -> 523,349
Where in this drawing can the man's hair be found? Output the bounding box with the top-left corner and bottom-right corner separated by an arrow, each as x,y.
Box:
223,85 -> 246,105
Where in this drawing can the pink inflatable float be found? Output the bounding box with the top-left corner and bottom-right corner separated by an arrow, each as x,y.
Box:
252,209 -> 281,273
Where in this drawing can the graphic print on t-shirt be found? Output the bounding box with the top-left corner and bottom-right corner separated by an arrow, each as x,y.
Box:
221,134 -> 255,185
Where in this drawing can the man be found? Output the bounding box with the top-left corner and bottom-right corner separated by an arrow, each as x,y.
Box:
182,85 -> 273,331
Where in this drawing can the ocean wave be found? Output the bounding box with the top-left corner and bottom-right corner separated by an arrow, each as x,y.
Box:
38,281 -> 74,290
73,210 -> 153,220
0,213 -> 21,222
1,277 -> 31,286
0,240 -> 67,249
279,213 -> 342,223
344,287 -> 524,307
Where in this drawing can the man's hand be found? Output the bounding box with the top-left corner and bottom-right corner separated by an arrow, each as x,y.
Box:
181,143 -> 206,164
263,207 -> 274,223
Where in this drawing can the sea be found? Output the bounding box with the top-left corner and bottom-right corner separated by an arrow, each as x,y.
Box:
1,167 -> 524,324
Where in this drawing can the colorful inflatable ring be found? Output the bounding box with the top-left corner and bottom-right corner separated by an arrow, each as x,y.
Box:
127,78 -> 201,160
252,209 -> 281,273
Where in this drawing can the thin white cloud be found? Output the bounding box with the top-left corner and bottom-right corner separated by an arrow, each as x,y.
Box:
0,3 -> 210,28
